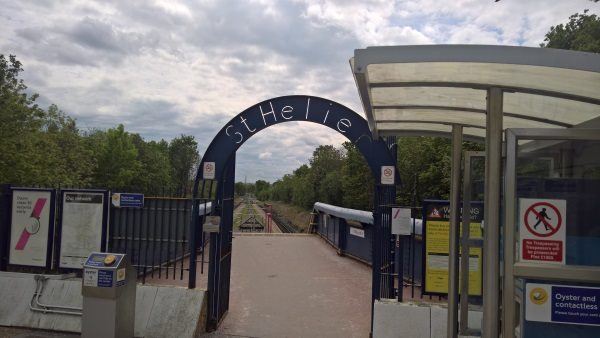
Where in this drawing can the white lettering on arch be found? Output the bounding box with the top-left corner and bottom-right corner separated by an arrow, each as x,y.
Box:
281,106 -> 294,120
337,118 -> 351,133
225,124 -> 243,143
260,102 -> 277,126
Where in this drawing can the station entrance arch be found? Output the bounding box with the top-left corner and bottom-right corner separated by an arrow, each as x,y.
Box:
189,95 -> 398,330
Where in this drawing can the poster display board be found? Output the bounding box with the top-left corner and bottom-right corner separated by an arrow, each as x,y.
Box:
422,200 -> 483,296
58,190 -> 108,269
9,188 -> 55,267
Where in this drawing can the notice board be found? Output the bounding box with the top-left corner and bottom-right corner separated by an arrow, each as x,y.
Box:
422,200 -> 483,296
9,188 -> 55,267
58,190 -> 108,269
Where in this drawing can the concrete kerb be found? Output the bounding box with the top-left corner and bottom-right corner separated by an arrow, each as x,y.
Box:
0,272 -> 207,337
373,299 -> 483,338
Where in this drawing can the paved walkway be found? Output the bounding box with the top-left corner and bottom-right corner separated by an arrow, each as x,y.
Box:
214,234 -> 371,338
144,233 -> 372,337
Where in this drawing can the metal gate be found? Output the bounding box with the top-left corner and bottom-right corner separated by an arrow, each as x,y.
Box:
109,196 -> 194,282
188,96 -> 399,332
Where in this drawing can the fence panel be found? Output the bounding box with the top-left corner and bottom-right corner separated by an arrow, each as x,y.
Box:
109,197 -> 192,282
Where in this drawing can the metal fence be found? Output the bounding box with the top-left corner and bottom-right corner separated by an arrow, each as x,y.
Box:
0,185 -> 210,286
109,197 -> 193,283
312,203 -> 427,300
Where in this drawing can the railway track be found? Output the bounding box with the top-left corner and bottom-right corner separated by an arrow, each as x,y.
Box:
265,207 -> 298,233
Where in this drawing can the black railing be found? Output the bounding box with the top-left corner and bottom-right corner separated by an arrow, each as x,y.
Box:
109,197 -> 193,283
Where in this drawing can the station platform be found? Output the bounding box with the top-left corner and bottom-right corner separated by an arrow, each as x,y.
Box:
147,234 -> 372,337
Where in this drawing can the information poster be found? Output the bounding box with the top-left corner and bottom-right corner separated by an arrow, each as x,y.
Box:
423,200 -> 483,296
9,189 -> 54,267
59,190 -> 107,269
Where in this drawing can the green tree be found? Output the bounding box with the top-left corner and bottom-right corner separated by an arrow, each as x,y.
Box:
341,142 -> 373,210
131,135 -> 173,194
94,124 -> 141,190
0,54 -> 45,185
290,165 -> 314,209
169,135 -> 199,196
308,145 -> 343,203
32,104 -> 94,187
541,9 -> 600,53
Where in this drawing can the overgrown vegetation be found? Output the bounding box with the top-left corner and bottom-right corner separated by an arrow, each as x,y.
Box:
237,140 -> 482,211
0,54 -> 199,195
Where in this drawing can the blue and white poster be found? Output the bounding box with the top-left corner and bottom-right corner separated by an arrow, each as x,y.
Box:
526,283 -> 600,326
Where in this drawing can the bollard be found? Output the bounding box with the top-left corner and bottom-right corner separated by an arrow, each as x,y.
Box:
82,252 -> 136,338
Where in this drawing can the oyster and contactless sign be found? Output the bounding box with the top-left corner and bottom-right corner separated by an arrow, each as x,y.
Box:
526,283 -> 600,326
9,189 -> 55,267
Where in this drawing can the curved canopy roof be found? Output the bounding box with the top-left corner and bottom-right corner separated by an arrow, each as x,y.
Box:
351,45 -> 600,141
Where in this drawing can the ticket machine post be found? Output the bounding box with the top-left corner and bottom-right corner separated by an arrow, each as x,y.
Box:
82,252 -> 136,338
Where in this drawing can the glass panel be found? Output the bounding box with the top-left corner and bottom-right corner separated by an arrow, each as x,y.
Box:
505,93 -> 599,127
516,139 -> 600,267
367,62 -> 600,101
371,87 -> 486,109
377,122 -> 487,139
469,155 -> 485,202
374,109 -> 563,129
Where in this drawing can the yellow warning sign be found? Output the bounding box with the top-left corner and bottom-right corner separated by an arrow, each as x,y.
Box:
423,201 -> 483,296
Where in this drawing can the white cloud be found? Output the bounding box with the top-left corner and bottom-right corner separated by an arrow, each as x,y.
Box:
0,0 -> 597,181
258,152 -> 272,160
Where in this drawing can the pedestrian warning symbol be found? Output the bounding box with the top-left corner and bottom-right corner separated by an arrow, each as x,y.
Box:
519,198 -> 566,264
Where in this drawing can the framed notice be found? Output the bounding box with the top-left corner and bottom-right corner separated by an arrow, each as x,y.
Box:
9,188 -> 56,268
422,200 -> 484,296
57,189 -> 109,269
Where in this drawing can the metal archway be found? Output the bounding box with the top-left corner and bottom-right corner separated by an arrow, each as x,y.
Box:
188,95 -> 399,331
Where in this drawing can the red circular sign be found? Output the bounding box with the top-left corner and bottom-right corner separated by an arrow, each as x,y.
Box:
523,202 -> 562,237
383,168 -> 393,177
205,163 -> 213,172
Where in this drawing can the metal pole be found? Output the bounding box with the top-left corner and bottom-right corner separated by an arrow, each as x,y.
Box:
447,124 -> 463,338
502,130 -> 518,338
482,87 -> 503,338
396,234 -> 403,302
459,153 -> 472,335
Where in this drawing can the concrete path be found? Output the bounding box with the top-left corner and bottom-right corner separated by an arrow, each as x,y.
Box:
144,234 -> 372,337
215,234 -> 371,338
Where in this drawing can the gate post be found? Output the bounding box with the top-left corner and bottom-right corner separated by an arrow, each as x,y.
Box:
371,136 -> 397,333
206,155 -> 235,331
188,198 -> 199,289
0,184 -> 11,271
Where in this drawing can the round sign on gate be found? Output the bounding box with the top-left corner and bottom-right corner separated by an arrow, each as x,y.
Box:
523,202 -> 562,238
380,165 -> 395,185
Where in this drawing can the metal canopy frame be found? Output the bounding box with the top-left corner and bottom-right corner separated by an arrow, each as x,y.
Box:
351,45 -> 600,338
352,45 -> 600,142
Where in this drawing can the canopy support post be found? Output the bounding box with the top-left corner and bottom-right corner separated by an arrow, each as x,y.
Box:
447,125 -> 463,338
483,87 -> 503,338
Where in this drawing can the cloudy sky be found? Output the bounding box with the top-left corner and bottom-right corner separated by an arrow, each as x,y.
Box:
1,0 -> 597,182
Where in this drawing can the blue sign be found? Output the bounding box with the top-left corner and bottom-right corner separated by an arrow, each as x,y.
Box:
552,286 -> 600,325
112,193 -> 144,208
526,283 -> 600,326
97,269 -> 113,287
